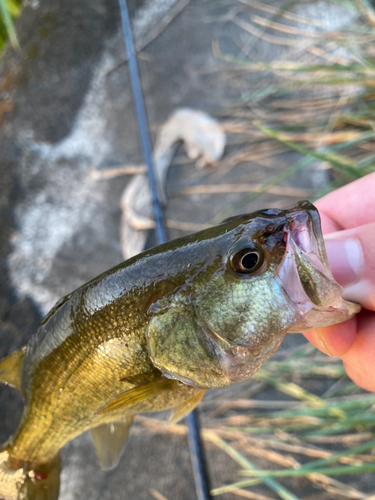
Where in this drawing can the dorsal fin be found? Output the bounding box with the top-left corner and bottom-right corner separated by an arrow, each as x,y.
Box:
0,347 -> 26,391
91,417 -> 133,470
166,390 -> 206,426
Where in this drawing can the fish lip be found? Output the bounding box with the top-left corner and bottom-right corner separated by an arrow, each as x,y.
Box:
277,201 -> 360,332
287,201 -> 331,276
277,201 -> 327,312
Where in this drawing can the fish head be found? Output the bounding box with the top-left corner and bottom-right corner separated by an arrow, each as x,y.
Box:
147,202 -> 360,388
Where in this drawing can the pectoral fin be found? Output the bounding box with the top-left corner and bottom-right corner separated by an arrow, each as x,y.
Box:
166,390 -> 206,426
91,418 -> 133,470
0,347 -> 26,391
96,378 -> 176,416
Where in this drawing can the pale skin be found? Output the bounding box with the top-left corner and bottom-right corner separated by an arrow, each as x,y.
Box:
304,172 -> 375,392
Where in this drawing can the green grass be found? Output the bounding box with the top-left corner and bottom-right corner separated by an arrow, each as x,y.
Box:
0,0 -> 21,52
203,0 -> 375,221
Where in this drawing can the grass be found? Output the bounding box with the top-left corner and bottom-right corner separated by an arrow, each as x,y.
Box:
174,0 -> 375,224
0,0 -> 20,52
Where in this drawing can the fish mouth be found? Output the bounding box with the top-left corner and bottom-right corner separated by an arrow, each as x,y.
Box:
278,201 -> 360,332
287,201 -> 332,278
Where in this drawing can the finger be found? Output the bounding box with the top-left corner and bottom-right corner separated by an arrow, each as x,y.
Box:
323,222 -> 375,311
315,172 -> 375,229
319,212 -> 341,234
341,311 -> 375,392
304,316 -> 356,357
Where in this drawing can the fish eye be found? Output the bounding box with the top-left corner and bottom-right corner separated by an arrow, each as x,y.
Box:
231,248 -> 264,275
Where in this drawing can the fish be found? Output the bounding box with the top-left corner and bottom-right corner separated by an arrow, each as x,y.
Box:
0,201 -> 359,500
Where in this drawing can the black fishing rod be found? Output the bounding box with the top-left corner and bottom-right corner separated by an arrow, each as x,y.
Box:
117,2 -> 212,500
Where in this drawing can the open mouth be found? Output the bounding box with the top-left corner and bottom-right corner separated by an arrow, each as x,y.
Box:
287,201 -> 332,278
277,201 -> 360,332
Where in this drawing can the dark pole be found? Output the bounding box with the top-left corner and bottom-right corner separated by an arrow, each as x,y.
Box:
117,2 -> 212,500
118,0 -> 167,245
186,408 -> 212,500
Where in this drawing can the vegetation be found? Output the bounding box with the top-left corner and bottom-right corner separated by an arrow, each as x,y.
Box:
0,0 -> 21,53
203,0 -> 375,224
139,344 -> 375,499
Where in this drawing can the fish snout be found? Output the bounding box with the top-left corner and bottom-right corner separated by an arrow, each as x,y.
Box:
277,202 -> 360,332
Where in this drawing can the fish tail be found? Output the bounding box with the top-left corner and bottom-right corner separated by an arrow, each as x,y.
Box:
0,348 -> 26,391
0,447 -> 61,500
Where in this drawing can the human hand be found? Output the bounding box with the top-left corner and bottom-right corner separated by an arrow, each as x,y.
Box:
304,172 -> 375,392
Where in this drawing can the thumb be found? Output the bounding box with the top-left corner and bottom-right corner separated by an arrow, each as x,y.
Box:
324,222 -> 375,311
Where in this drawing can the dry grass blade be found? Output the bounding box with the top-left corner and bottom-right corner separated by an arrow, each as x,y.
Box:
164,219 -> 210,231
91,165 -> 146,179
149,489 -> 170,500
356,0 -> 375,28
232,17 -> 307,47
306,474 -> 371,500
306,434 -> 374,444
231,489 -> 275,500
257,440 -> 374,466
236,0 -> 333,27
172,184 -> 313,197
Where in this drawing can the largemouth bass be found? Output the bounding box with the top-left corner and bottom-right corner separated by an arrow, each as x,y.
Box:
0,202 -> 359,500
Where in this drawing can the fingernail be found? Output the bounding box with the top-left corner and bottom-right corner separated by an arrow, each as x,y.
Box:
324,236 -> 363,287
